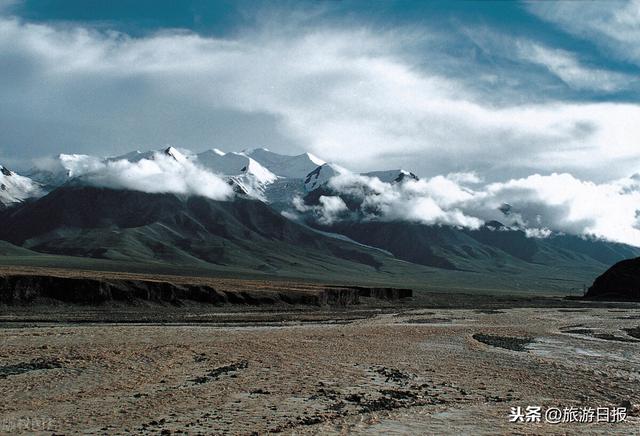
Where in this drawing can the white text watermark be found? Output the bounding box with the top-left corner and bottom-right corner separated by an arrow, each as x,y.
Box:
508,406 -> 627,424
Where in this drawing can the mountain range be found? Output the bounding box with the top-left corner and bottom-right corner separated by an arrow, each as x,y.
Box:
1,147 -> 638,294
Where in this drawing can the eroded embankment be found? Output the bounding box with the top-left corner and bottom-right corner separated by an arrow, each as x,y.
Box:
0,274 -> 412,307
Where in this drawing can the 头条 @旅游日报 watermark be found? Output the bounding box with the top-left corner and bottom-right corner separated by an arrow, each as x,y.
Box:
509,405 -> 627,424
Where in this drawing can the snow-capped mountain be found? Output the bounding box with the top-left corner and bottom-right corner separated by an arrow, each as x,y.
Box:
6,147 -> 640,295
197,149 -> 277,199
164,146 -> 189,163
197,149 -> 277,184
107,149 -> 156,163
304,163 -> 345,192
0,165 -> 43,207
27,147 -> 192,191
25,167 -> 69,190
18,146 -> 420,206
108,147 -> 187,163
246,148 -> 325,179
363,169 -> 419,184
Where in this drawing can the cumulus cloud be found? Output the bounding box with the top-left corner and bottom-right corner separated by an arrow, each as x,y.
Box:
58,150 -> 233,200
299,171 -> 640,247
299,171 -> 483,229
293,195 -> 348,225
470,173 -> 640,246
0,16 -> 639,181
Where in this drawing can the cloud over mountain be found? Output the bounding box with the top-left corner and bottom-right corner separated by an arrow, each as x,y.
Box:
1,13 -> 639,180
2,3 -> 639,246
6,144 -> 640,247
58,149 -> 233,201
298,170 -> 640,247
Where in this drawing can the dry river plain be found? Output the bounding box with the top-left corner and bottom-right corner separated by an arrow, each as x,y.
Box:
1,306 -> 639,435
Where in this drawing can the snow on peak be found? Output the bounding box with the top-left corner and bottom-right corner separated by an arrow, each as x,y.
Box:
108,150 -> 152,163
0,165 -> 43,206
245,149 -> 329,179
306,152 -> 325,166
242,147 -> 270,154
59,154 -> 103,177
243,157 -> 278,184
363,169 -> 419,184
164,146 -> 188,163
195,149 -> 277,200
304,163 -> 345,192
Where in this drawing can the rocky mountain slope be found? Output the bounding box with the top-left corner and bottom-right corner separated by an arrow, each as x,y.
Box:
0,186 -> 389,277
311,220 -> 640,275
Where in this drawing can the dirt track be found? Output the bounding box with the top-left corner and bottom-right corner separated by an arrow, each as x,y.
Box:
1,307 -> 639,435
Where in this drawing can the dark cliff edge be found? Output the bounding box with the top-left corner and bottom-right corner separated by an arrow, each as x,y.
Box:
585,257 -> 640,301
0,274 -> 412,307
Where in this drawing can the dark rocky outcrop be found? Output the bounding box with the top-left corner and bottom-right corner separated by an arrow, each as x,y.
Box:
585,257 -> 640,301
0,274 -> 412,307
332,286 -> 413,301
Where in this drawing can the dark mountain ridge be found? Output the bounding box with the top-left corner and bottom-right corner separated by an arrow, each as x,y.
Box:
311,219 -> 640,276
0,186 -> 385,274
300,182 -> 640,275
2,185 -> 640,294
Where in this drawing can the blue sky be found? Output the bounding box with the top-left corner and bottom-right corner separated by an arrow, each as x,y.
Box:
8,0 -> 635,82
0,0 -> 639,181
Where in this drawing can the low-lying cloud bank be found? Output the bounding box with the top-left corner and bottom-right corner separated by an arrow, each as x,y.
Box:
28,148 -> 640,247
58,150 -> 233,201
294,171 -> 640,247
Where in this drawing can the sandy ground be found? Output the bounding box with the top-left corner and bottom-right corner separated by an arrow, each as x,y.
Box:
1,307 -> 639,435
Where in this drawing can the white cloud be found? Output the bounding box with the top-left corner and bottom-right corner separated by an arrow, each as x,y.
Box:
0,17 -> 639,181
516,41 -> 631,92
59,150 -> 233,200
321,171 -> 484,228
527,0 -> 640,65
304,171 -> 640,247
473,173 -> 640,246
445,172 -> 483,185
292,194 -> 348,224
317,195 -> 348,224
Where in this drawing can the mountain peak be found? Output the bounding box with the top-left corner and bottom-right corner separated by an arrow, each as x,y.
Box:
485,220 -> 506,230
499,203 -> 513,216
195,149 -> 277,198
242,147 -> 270,154
0,165 -> 43,206
363,169 -> 419,183
244,148 -> 329,179
163,147 -> 187,163
304,163 -> 344,192
394,170 -> 419,183
305,152 -> 325,166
